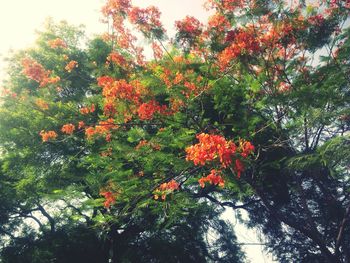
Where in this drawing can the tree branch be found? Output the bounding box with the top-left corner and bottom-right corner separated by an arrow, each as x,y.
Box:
335,203 -> 350,257
36,203 -> 55,234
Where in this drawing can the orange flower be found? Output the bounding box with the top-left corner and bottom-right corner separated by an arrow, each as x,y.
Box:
65,60 -> 78,72
78,121 -> 85,129
61,123 -> 75,135
85,127 -> 96,140
137,100 -> 169,120
238,139 -> 255,158
135,140 -> 148,150
198,169 -> 225,188
234,159 -> 245,178
185,133 -> 237,168
40,130 -> 58,142
21,58 -> 48,84
48,38 -> 67,49
35,99 -> 49,110
100,191 -> 116,208
175,16 -> 203,40
79,104 -> 95,115
154,179 -> 180,200
107,52 -> 127,66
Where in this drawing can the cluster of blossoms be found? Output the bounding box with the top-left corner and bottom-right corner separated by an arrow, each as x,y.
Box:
199,169 -> 225,188
47,38 -> 67,49
137,100 -> 168,120
39,130 -> 58,142
135,139 -> 161,151
175,16 -> 203,44
61,123 -> 75,135
85,118 -> 119,141
79,104 -> 96,115
107,52 -> 127,67
35,99 -> 49,110
98,77 -> 141,104
100,191 -> 117,208
218,28 -> 260,70
185,133 -> 238,168
186,133 -> 254,184
128,6 -> 165,36
154,179 -> 180,200
98,76 -> 172,121
205,0 -> 247,12
65,60 -> 78,72
101,0 -> 131,16
21,58 -> 60,87
207,13 -> 230,32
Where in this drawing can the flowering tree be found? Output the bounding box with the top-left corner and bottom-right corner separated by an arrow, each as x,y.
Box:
1,0 -> 350,262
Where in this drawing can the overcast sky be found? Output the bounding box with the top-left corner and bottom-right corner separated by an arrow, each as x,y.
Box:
0,1 -> 274,262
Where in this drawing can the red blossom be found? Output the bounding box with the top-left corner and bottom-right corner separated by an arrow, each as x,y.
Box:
198,169 -> 225,188
185,133 -> 237,168
128,6 -> 165,36
61,123 -> 75,135
21,58 -> 59,87
234,159 -> 245,178
100,191 -> 116,208
107,52 -> 127,67
40,130 -> 58,142
137,100 -> 169,120
47,38 -> 67,49
154,179 -> 180,200
175,16 -> 203,40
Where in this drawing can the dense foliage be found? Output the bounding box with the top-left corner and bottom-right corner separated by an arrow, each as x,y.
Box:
0,0 -> 350,262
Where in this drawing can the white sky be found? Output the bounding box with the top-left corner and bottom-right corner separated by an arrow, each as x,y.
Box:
0,1 -> 274,262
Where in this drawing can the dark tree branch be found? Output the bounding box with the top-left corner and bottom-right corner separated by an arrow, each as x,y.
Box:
198,193 -> 260,210
335,203 -> 350,257
36,203 -> 55,234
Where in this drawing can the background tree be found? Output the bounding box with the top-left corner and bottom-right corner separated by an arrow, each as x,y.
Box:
0,16 -> 244,263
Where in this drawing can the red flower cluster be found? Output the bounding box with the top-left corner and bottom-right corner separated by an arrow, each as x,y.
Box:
175,16 -> 203,37
137,100 -> 168,120
98,77 -> 141,104
47,38 -> 67,49
185,133 -> 237,168
128,6 -> 164,35
103,101 -> 117,117
198,169 -> 225,188
21,58 -> 60,87
78,121 -> 85,129
218,29 -> 260,70
154,179 -> 180,200
61,123 -> 75,135
135,139 -> 148,150
206,0 -> 246,12
80,104 -> 95,115
207,13 -> 230,32
186,133 -> 255,178
239,140 -> 255,158
85,119 -> 117,141
102,0 -> 131,16
100,191 -> 116,208
40,130 -> 58,142
107,52 -> 127,67
65,60 -> 78,72
234,159 -> 245,179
